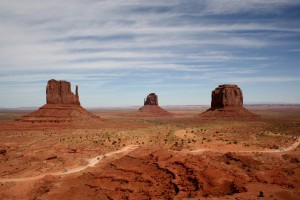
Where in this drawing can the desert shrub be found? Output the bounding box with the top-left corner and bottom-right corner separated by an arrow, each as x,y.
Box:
259,191 -> 264,197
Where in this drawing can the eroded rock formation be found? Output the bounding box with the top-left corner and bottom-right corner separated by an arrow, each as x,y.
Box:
46,79 -> 80,105
138,93 -> 172,117
211,84 -> 243,108
20,79 -> 100,123
144,93 -> 158,105
201,84 -> 256,119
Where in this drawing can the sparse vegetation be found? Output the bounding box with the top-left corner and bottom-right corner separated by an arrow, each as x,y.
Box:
259,191 -> 264,197
0,106 -> 299,199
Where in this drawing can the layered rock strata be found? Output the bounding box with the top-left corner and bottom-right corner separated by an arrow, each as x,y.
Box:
46,79 -> 80,105
211,84 -> 243,108
201,84 -> 256,119
138,93 -> 172,117
144,93 -> 158,105
20,80 -> 100,123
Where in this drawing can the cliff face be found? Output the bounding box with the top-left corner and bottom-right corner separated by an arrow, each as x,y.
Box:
211,84 -> 243,108
201,84 -> 256,119
20,79 -> 100,123
144,93 -> 158,106
138,93 -> 172,117
46,79 -> 80,105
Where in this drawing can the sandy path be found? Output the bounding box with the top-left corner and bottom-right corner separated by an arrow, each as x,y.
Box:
179,137 -> 300,155
252,137 -> 300,153
0,145 -> 139,183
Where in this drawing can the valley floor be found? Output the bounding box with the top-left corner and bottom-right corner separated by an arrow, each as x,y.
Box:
0,106 -> 299,199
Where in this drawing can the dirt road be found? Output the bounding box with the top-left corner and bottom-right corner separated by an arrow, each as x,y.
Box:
0,145 -> 139,183
178,137 -> 300,154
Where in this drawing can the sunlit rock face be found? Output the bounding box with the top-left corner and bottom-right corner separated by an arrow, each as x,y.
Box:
144,93 -> 158,106
200,84 -> 257,119
20,79 -> 100,123
46,79 -> 80,105
211,84 -> 243,108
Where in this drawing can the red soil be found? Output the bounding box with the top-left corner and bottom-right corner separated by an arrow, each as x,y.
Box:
0,106 -> 299,200
24,147 -> 300,200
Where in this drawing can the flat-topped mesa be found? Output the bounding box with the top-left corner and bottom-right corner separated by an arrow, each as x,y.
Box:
46,79 -> 80,105
144,93 -> 158,106
211,84 -> 243,108
201,84 -> 257,119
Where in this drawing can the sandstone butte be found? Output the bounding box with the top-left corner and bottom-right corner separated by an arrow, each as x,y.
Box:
138,93 -> 173,117
201,84 -> 257,119
46,79 -> 80,105
20,79 -> 100,123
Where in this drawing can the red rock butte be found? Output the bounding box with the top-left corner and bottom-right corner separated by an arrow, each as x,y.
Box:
211,84 -> 243,108
20,79 -> 100,123
201,84 -> 257,119
144,93 -> 158,105
46,79 -> 80,105
138,93 -> 172,117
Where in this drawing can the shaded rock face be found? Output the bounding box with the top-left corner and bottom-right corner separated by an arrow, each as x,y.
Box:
138,93 -> 172,117
211,84 -> 243,108
144,93 -> 158,106
46,79 -> 80,105
20,79 -> 100,123
201,84 -> 256,119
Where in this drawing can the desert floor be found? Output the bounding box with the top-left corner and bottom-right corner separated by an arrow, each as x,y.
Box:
0,105 -> 299,200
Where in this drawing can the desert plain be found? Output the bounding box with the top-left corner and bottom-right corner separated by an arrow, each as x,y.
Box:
0,104 -> 299,200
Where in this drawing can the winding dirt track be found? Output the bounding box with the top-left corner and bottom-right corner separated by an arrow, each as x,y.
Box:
184,137 -> 300,155
0,137 -> 299,183
0,145 -> 139,183
241,137 -> 300,153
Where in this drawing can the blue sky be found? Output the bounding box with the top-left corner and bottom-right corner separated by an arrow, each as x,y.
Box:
0,0 -> 300,107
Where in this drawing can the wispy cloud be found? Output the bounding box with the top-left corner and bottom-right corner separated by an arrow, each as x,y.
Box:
0,0 -> 300,106
227,76 -> 300,83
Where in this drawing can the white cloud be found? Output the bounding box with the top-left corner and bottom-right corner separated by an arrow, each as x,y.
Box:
203,0 -> 300,15
0,0 -> 297,72
226,76 -> 300,83
0,0 -> 299,106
